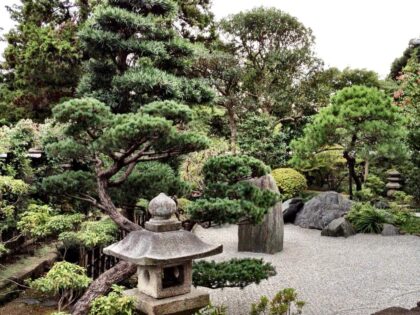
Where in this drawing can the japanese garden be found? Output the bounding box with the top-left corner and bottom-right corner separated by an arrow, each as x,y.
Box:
0,1 -> 419,315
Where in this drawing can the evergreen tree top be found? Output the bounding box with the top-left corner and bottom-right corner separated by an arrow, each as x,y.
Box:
77,0 -> 213,113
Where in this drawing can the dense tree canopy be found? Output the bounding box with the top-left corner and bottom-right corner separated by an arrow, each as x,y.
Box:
291,86 -> 406,197
0,0 -> 94,121
220,7 -> 322,119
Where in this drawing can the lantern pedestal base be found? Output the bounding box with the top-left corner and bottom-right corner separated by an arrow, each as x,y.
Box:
124,288 -> 210,315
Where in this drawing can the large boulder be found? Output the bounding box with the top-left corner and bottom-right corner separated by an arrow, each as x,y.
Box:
321,217 -> 355,237
282,198 -> 304,223
294,191 -> 352,229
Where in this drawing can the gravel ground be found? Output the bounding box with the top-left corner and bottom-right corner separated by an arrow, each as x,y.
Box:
194,224 -> 420,315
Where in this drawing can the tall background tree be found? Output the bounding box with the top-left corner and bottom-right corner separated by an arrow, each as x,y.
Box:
393,50 -> 420,202
0,0 -> 97,122
220,7 -> 322,121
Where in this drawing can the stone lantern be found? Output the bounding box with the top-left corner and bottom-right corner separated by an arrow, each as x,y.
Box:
386,170 -> 403,197
104,193 -> 222,315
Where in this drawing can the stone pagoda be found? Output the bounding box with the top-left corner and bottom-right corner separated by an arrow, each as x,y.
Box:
104,193 -> 222,315
386,170 -> 403,197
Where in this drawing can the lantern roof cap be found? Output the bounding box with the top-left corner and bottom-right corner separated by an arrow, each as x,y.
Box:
103,229 -> 222,266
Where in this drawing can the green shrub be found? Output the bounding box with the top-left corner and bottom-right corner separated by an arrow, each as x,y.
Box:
354,188 -> 374,202
363,175 -> 385,196
30,262 -> 91,311
399,216 -> 420,235
17,204 -> 84,239
192,258 -> 276,289
89,285 -> 134,315
347,203 -> 390,233
59,218 -> 119,248
271,168 -> 307,200
204,155 -> 270,185
187,155 -> 277,225
250,288 -> 305,315
195,304 -> 227,315
393,191 -> 414,205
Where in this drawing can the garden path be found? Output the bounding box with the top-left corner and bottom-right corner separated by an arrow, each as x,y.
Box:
195,224 -> 420,315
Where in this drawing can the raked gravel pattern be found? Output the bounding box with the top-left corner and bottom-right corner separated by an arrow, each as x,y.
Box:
194,224 -> 420,315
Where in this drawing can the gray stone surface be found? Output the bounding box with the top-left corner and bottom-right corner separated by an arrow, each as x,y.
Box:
282,198 -> 304,223
294,191 -> 352,229
321,217 -> 356,238
137,262 -> 192,299
386,182 -> 402,189
381,224 -> 400,236
124,288 -> 209,315
238,175 -> 284,254
195,224 -> 420,315
104,229 -> 223,265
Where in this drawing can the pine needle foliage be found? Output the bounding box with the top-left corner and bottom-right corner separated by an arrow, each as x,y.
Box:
192,259 -> 276,289
187,155 -> 279,224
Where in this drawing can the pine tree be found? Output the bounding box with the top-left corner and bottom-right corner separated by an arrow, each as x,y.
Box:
291,86 -> 407,198
42,1 -> 214,313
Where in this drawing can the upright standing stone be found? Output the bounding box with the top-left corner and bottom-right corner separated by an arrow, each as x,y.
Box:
104,193 -> 223,315
238,175 -> 284,254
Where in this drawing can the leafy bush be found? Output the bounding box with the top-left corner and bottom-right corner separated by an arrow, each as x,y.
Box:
399,216 -> 420,235
195,304 -> 227,315
393,191 -> 414,205
347,203 -> 390,233
388,206 -> 420,235
354,188 -> 375,202
17,204 -> 84,239
89,285 -> 134,315
192,259 -> 276,289
291,145 -> 347,191
59,218 -> 119,248
363,175 -> 385,196
30,262 -> 91,311
250,288 -> 305,315
271,168 -> 307,200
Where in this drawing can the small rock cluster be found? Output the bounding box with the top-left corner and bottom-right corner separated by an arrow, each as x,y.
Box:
283,191 -> 402,238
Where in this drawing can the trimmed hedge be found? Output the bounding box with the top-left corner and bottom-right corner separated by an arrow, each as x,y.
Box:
271,168 -> 307,200
192,258 -> 276,289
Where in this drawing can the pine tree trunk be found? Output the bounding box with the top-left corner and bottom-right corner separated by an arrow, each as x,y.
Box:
238,175 -> 284,254
344,151 -> 362,199
72,261 -> 137,315
227,108 -> 237,154
72,178 -> 141,315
